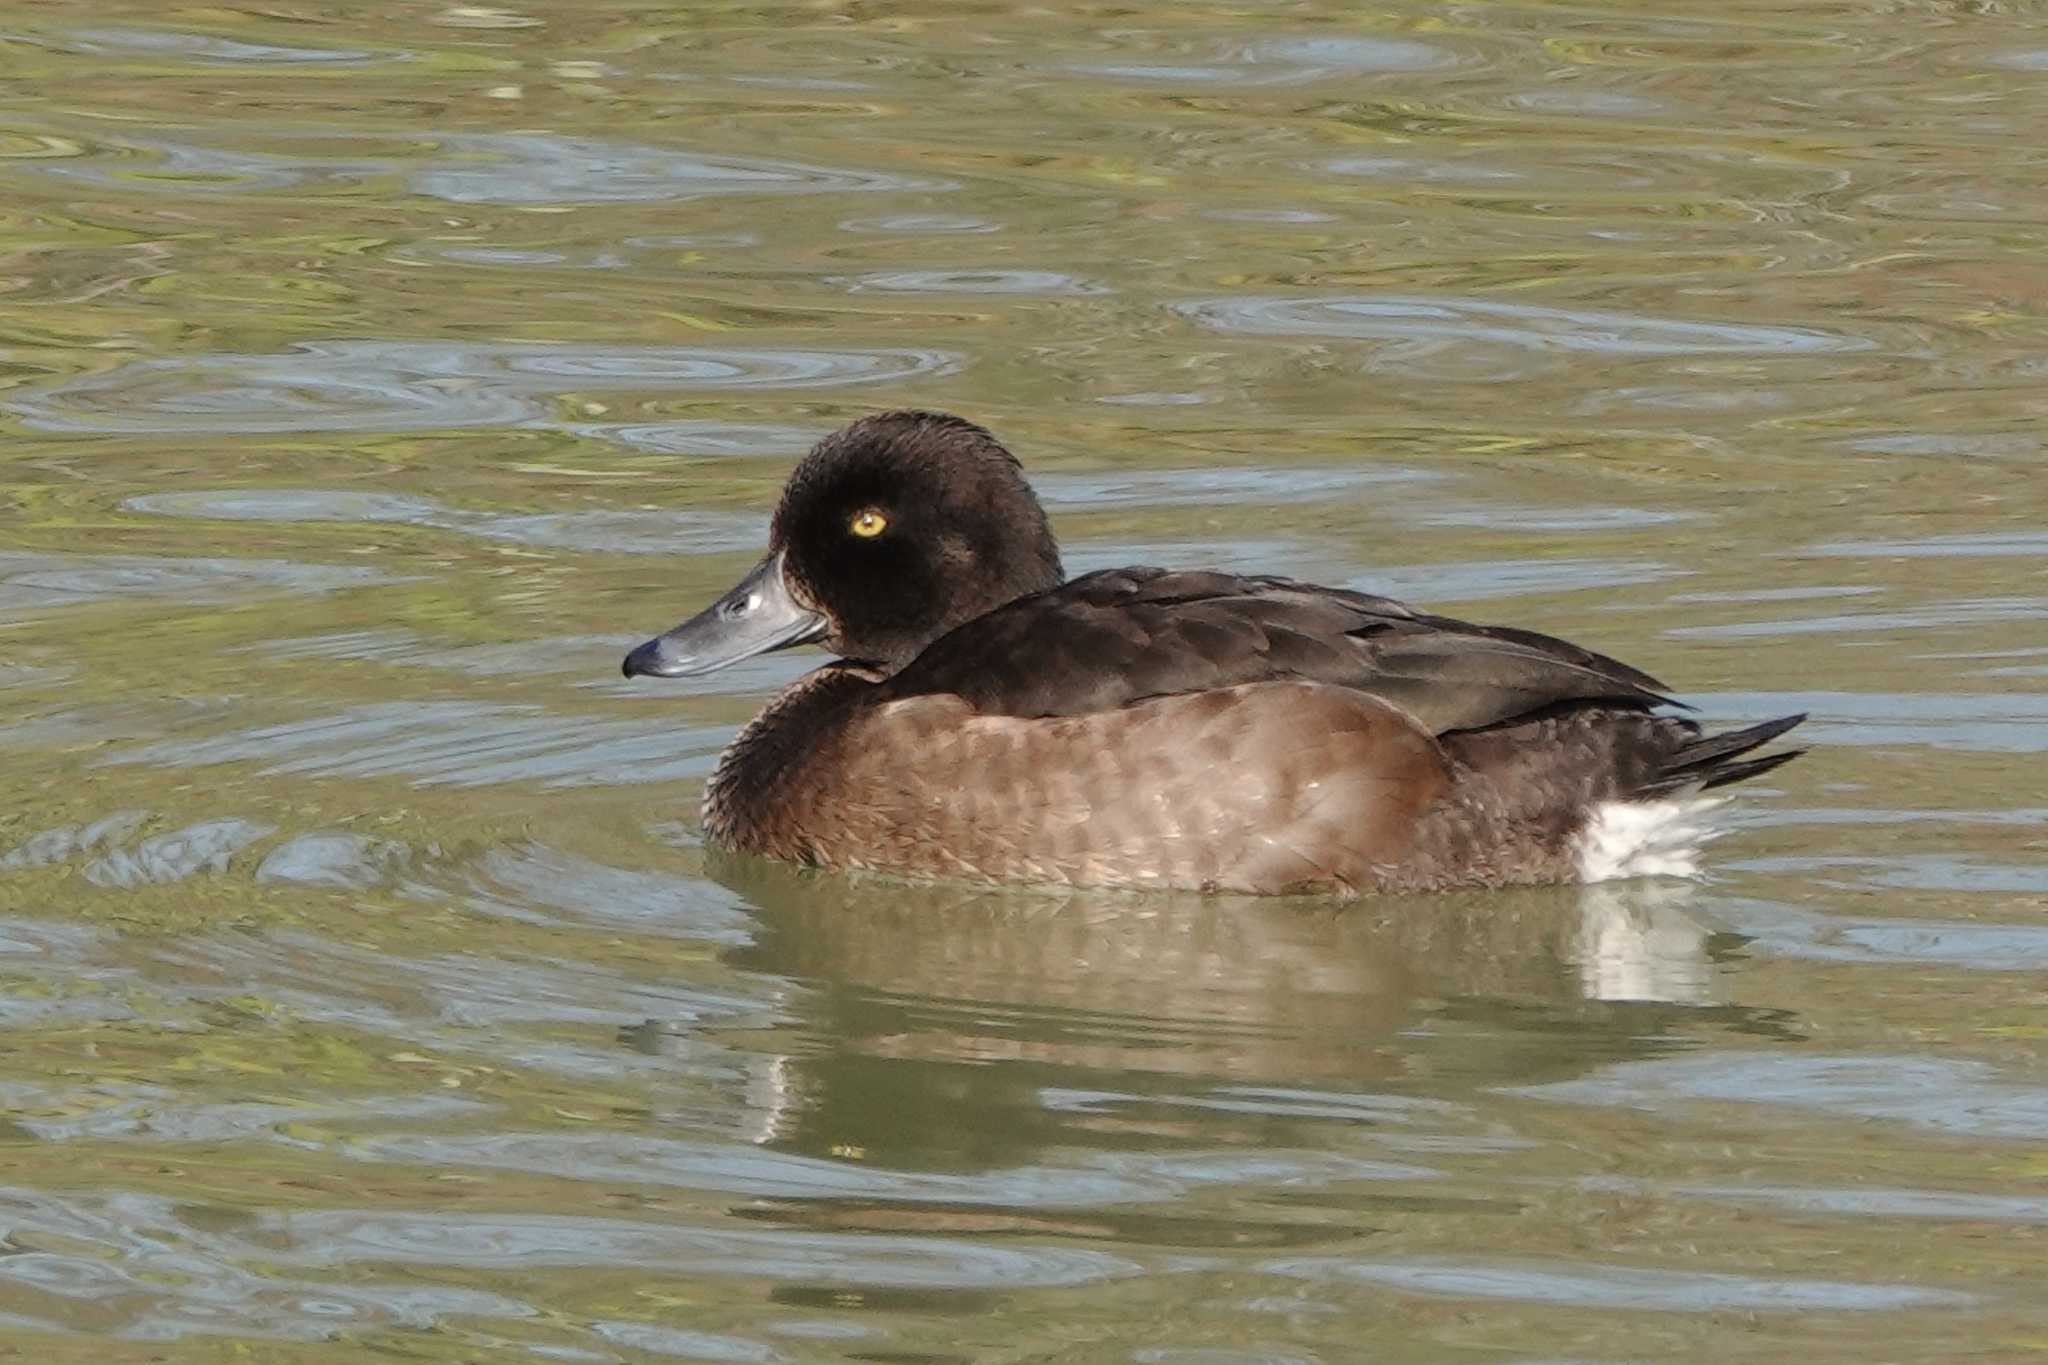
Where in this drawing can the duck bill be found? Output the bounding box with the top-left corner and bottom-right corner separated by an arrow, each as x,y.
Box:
622,552 -> 827,679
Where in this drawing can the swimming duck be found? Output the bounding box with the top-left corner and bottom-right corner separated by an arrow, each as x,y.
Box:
623,411 -> 1803,895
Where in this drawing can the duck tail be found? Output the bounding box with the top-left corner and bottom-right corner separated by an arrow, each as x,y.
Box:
1635,712 -> 1807,797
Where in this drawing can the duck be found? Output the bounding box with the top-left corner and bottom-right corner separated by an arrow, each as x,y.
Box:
623,410 -> 1803,896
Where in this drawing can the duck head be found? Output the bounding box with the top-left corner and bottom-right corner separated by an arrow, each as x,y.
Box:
623,411 -> 1065,679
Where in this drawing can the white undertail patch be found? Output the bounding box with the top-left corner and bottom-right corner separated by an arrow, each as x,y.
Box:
1574,796 -> 1728,884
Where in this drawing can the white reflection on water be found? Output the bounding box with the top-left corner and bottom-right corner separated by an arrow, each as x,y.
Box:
1571,884 -> 1716,1005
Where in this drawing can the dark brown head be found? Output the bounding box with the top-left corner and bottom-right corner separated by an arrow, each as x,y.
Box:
623,411 -> 1065,679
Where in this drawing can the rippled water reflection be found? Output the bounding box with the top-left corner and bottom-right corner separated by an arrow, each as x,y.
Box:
2,0 -> 2044,1360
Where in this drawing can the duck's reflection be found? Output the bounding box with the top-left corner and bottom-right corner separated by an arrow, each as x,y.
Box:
692,856 -> 1771,1167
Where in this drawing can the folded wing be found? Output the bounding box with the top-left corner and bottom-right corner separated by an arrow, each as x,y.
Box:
878,567 -> 1674,734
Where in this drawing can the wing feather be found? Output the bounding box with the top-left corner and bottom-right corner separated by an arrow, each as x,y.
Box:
879,567 -> 1672,734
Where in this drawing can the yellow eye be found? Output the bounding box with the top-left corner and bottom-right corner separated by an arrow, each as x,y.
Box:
849,508 -> 888,538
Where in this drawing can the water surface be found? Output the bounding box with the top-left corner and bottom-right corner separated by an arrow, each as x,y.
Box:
1,2 -> 2044,1361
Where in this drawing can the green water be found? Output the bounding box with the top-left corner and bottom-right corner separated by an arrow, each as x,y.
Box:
2,2 -> 2045,1360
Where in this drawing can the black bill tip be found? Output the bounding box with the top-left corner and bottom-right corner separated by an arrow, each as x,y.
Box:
619,551 -> 827,682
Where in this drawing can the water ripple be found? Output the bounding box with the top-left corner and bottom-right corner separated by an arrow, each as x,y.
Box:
254,629 -> 639,677
8,1083 -> 486,1144
61,26 -> 391,63
1577,1176 -> 2048,1225
128,489 -> 764,555
1064,34 -> 1456,86
460,843 -> 756,943
1726,854 -> 2048,895
557,420 -> 827,456
1698,690 -> 2048,753
839,213 -> 1001,234
590,1322 -> 781,1362
1,810 -> 150,869
836,269 -> 1109,295
1804,531 -> 2048,559
1356,558 -> 1683,602
149,928 -> 767,1032
32,129 -> 946,205
1511,1052 -> 2048,1140
255,1208 -> 1141,1289
348,1130 -> 1172,1207
1178,295 -> 1872,359
416,133 -> 950,205
0,1186 -> 533,1343
82,818 -> 275,888
0,551 -> 394,611
1665,597 -> 2048,639
99,701 -> 729,788
13,340 -> 962,435
1712,899 -> 2048,971
1263,1256 -> 1971,1311
1036,465 -> 1430,508
255,832 -> 411,890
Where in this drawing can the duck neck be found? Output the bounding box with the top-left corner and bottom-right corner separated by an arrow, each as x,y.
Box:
702,663 -> 877,854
